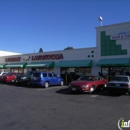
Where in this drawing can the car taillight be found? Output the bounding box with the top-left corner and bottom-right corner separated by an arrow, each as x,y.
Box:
127,84 -> 130,88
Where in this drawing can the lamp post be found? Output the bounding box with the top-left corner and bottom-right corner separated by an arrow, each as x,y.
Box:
98,16 -> 103,26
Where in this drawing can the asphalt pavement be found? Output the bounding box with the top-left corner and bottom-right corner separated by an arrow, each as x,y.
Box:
0,83 -> 130,130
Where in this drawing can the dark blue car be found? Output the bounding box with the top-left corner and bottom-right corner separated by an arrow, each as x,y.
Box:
30,71 -> 64,88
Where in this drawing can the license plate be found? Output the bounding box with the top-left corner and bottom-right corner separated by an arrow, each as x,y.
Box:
115,84 -> 120,87
72,88 -> 76,91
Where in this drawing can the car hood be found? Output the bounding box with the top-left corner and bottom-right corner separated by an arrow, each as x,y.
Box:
70,80 -> 91,86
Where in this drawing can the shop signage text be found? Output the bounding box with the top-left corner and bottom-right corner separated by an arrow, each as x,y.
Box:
110,31 -> 130,40
32,54 -> 63,61
5,57 -> 21,62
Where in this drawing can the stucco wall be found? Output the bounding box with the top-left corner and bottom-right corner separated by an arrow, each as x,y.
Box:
1,21 -> 130,75
96,21 -> 130,59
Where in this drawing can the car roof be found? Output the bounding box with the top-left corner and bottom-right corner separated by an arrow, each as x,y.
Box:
114,75 -> 129,77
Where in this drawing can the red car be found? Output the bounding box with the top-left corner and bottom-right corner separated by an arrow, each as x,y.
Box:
68,75 -> 107,93
2,73 -> 18,83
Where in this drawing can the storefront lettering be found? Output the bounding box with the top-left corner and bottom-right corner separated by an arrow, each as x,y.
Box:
110,30 -> 130,40
5,57 -> 21,62
32,54 -> 63,61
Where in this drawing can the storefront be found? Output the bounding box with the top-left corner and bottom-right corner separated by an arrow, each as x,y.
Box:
26,61 -> 54,72
5,62 -> 27,73
0,21 -> 130,81
55,60 -> 92,83
97,58 -> 130,80
0,63 -> 7,72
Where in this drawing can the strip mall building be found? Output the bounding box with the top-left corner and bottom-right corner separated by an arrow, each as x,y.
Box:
0,21 -> 130,81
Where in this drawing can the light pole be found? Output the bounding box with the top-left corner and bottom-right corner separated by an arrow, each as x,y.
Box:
98,16 -> 103,26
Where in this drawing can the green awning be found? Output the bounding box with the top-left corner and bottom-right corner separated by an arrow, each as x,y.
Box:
5,63 -> 27,68
55,60 -> 92,67
26,61 -> 54,68
0,63 -> 7,68
97,58 -> 130,66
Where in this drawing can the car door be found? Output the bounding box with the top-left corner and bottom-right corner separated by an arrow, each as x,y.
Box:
48,73 -> 55,85
53,73 -> 59,85
95,76 -> 102,87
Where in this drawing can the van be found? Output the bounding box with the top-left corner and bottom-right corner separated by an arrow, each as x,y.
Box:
30,71 -> 64,88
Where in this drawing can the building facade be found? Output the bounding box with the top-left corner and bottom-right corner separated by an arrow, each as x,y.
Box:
0,21 -> 130,82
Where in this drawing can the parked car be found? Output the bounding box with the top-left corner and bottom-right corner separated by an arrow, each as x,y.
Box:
30,71 -> 64,87
13,73 -> 24,85
14,72 -> 33,85
68,75 -> 107,93
106,75 -> 130,94
0,72 -> 8,76
0,73 -> 9,83
2,73 -> 19,84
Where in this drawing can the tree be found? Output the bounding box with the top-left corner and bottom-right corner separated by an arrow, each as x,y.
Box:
64,46 -> 74,50
39,48 -> 43,53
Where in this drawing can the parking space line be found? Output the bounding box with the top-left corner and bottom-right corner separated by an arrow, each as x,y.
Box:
90,95 -> 98,98
4,85 -> 10,87
36,86 -> 67,91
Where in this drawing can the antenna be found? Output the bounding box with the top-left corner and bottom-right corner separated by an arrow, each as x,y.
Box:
98,16 -> 103,26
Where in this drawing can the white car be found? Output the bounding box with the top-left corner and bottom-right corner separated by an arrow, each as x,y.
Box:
0,72 -> 8,76
107,75 -> 130,95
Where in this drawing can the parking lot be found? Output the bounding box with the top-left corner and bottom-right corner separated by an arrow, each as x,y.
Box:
0,84 -> 130,130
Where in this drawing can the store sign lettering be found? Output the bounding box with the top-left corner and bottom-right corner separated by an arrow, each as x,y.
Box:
32,54 -> 63,61
5,57 -> 21,62
110,31 -> 130,40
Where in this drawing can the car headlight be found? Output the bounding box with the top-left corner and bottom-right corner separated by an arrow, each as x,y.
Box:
82,85 -> 89,88
104,84 -> 107,87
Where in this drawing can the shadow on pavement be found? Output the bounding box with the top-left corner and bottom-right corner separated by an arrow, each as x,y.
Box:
56,87 -> 127,97
91,89 -> 128,97
55,88 -> 87,95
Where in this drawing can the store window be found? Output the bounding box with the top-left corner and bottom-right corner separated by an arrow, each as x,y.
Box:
60,67 -> 92,83
11,68 -> 24,73
0,69 -> 8,72
31,68 -> 54,72
101,67 -> 130,80
110,67 -> 129,75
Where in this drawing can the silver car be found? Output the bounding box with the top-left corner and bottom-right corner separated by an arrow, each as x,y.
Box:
107,75 -> 130,94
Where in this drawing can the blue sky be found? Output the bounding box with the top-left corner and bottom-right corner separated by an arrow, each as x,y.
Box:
0,0 -> 130,54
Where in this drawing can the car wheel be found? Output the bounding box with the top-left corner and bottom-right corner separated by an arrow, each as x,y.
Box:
128,92 -> 130,95
60,81 -> 64,86
89,86 -> 95,94
44,82 -> 49,88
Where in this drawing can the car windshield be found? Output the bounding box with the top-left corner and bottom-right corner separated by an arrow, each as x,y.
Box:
5,73 -> 12,76
111,76 -> 129,82
78,76 -> 95,81
33,73 -> 40,77
24,74 -> 31,77
2,73 -> 8,75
